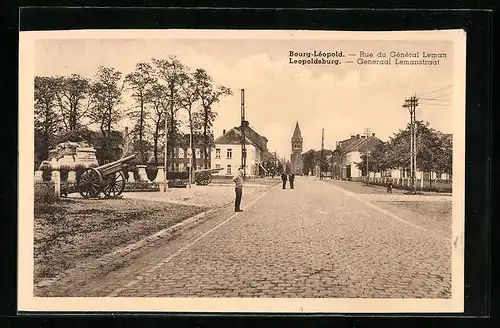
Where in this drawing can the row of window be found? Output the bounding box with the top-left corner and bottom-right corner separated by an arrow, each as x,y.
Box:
214,148 -> 232,159
174,148 -> 201,159
214,163 -> 233,174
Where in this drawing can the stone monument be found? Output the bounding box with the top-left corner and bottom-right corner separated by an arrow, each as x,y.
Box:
39,140 -> 99,170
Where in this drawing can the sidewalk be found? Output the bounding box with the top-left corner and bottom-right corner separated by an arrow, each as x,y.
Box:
122,184 -> 271,208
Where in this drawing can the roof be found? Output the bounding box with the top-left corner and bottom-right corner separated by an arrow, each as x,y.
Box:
171,134 -> 213,148
216,123 -> 268,152
234,124 -> 268,151
291,122 -> 303,141
214,128 -> 259,148
334,135 -> 382,154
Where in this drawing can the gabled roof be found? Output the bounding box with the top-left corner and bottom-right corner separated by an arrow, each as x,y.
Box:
334,135 -> 382,154
214,128 -> 258,147
291,122 -> 303,141
234,124 -> 268,151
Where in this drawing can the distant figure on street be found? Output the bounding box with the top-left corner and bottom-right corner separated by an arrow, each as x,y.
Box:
289,172 -> 295,189
386,181 -> 393,193
233,167 -> 244,212
281,171 -> 288,189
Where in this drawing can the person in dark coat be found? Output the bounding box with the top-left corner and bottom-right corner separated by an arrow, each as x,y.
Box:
232,167 -> 244,212
281,171 -> 288,189
289,172 -> 295,189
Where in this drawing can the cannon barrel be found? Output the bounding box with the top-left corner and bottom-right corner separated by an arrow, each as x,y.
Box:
95,154 -> 137,172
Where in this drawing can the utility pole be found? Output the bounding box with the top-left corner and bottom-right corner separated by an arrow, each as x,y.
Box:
188,132 -> 193,188
364,128 -> 371,183
403,95 -> 418,193
331,143 -> 335,180
240,89 -> 247,179
320,128 -> 325,180
163,105 -> 169,192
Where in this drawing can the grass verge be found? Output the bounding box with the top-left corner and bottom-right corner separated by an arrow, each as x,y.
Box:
34,198 -> 207,284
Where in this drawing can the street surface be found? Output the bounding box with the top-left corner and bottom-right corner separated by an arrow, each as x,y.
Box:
38,176 -> 452,299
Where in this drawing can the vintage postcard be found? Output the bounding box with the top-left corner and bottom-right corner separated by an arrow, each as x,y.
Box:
19,29 -> 465,313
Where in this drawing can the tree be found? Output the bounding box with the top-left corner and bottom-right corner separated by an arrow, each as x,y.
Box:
144,82 -> 168,165
152,57 -> 186,171
88,66 -> 124,153
34,76 -> 61,162
356,142 -> 391,175
125,62 -> 156,163
193,68 -> 233,168
302,149 -> 316,175
55,74 -> 92,132
177,70 -> 200,178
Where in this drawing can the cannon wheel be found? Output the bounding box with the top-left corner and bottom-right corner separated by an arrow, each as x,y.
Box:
77,168 -> 102,198
103,171 -> 126,198
196,171 -> 212,186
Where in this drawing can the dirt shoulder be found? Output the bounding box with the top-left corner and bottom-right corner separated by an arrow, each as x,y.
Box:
34,198 -> 207,284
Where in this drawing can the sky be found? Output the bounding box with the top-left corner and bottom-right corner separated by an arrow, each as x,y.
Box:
34,35 -> 454,159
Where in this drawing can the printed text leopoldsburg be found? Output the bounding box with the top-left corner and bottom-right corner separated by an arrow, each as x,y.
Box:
288,50 -> 446,66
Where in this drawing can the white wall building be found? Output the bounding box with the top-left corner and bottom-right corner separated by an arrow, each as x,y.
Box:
211,125 -> 268,178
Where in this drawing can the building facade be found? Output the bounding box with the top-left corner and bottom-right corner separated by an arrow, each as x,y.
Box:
147,134 -> 212,172
290,122 -> 304,174
212,123 -> 269,177
331,133 -> 381,180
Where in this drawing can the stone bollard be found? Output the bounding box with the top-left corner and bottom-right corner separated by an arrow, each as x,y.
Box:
137,165 -> 148,181
67,170 -> 77,183
128,171 -> 135,182
51,170 -> 61,197
34,170 -> 43,182
155,166 -> 165,184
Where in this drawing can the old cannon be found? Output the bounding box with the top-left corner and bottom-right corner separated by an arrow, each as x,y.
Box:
193,168 -> 224,186
77,154 -> 137,198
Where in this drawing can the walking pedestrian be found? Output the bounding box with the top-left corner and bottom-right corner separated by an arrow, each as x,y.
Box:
233,167 -> 244,212
281,171 -> 288,189
289,172 -> 295,189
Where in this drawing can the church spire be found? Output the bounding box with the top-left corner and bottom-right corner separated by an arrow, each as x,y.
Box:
292,121 -> 303,141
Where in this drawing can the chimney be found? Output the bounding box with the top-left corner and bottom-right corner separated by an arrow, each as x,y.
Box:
350,135 -> 355,139
372,133 -> 376,137
356,134 -> 360,138
361,136 -> 365,139
223,129 -> 226,135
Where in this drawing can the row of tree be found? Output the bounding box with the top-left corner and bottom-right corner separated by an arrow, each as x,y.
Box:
300,121 -> 452,178
34,56 -> 233,170
355,121 -> 452,177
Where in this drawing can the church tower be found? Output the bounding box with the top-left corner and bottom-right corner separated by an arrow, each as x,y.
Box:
290,122 -> 303,174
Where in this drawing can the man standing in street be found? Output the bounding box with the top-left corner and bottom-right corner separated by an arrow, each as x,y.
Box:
233,167 -> 244,212
289,172 -> 295,189
281,171 -> 288,189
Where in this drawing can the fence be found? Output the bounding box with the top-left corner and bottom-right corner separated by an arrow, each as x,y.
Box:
350,176 -> 452,193
34,166 -> 162,199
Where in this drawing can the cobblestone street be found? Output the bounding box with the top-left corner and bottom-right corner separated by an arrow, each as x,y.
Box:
39,176 -> 452,299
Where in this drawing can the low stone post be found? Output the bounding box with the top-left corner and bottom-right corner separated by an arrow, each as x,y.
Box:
137,165 -> 148,181
67,170 -> 77,183
128,171 -> 135,182
51,170 -> 61,197
155,166 -> 165,185
34,170 -> 43,182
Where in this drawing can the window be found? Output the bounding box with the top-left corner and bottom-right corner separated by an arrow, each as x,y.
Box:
227,165 -> 232,174
195,148 -> 201,158
227,148 -> 232,159
215,148 -> 221,159
215,164 -> 221,169
174,163 -> 180,172
178,148 -> 185,158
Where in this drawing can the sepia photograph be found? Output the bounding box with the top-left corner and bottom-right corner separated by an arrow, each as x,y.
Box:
18,29 -> 465,313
